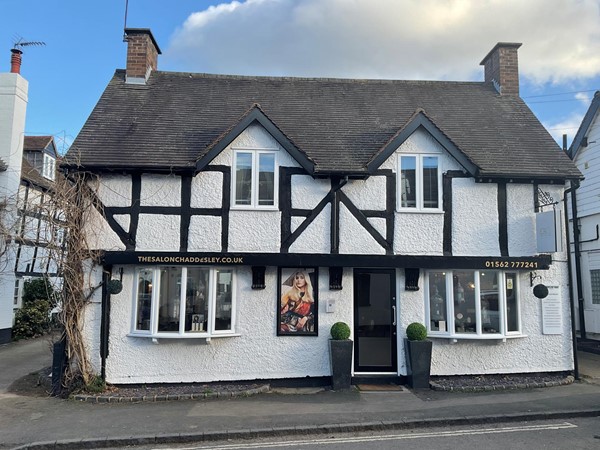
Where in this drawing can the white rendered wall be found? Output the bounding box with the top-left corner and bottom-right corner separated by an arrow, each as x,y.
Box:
141,174 -> 181,207
452,178 -> 499,256
188,216 -> 221,252
289,204 -> 331,253
342,176 -> 386,210
229,210 -> 281,252
339,204 -> 385,254
292,175 -> 329,210
191,171 -> 222,208
136,214 -> 180,251
507,184 -> 536,256
104,267 -> 354,384
96,175 -> 132,207
0,73 -> 28,337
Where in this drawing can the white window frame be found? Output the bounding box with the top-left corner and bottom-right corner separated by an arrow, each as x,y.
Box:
231,148 -> 279,210
42,154 -> 56,181
424,270 -> 522,340
130,266 -> 237,339
397,154 -> 443,212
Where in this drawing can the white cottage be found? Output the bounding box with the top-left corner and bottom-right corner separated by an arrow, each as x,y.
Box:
568,92 -> 600,338
65,30 -> 582,385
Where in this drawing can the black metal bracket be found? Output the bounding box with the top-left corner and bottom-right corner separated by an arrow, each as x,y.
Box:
329,267 -> 343,290
405,268 -> 420,291
251,266 -> 266,289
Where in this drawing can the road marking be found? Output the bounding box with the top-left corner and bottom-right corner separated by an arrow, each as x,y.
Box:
164,422 -> 578,450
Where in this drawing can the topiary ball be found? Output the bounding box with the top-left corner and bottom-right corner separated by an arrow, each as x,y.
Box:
107,279 -> 123,295
330,322 -> 351,340
406,322 -> 427,341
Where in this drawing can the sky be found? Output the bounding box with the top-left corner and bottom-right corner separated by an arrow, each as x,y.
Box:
1,0 -> 599,154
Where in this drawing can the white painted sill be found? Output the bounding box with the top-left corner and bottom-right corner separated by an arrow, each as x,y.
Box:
428,334 -> 527,344
230,206 -> 279,211
396,208 -> 445,214
127,333 -> 241,344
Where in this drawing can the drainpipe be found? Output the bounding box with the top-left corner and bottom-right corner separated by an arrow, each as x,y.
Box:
100,265 -> 112,381
564,181 -> 580,380
569,182 -> 586,341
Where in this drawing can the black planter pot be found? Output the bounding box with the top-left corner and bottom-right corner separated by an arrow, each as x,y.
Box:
329,339 -> 353,390
404,339 -> 432,389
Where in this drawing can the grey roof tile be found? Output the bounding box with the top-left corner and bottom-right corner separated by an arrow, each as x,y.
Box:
66,70 -> 581,180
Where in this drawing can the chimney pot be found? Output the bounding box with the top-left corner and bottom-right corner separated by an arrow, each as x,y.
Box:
124,28 -> 161,84
10,48 -> 23,74
480,42 -> 522,96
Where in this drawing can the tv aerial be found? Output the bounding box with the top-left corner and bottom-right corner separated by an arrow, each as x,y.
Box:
12,36 -> 46,52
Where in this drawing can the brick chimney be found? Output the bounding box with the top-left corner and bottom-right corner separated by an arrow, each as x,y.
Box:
480,42 -> 522,96
124,28 -> 161,84
10,49 -> 22,74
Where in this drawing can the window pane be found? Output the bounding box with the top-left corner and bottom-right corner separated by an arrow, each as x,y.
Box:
235,153 -> 252,205
453,271 -> 476,333
480,271 -> 500,334
400,156 -> 416,208
258,153 -> 275,206
591,270 -> 600,304
215,270 -> 233,331
429,272 -> 447,332
422,156 -> 439,209
158,267 -> 182,332
185,268 -> 209,333
136,269 -> 153,331
506,273 -> 519,332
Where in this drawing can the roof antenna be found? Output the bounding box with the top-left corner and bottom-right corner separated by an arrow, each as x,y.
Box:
11,37 -> 45,74
123,0 -> 129,42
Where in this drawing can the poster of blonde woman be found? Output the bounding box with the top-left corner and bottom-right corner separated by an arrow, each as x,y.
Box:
277,268 -> 318,336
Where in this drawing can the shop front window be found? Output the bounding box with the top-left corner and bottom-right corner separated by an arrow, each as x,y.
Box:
426,270 -> 520,338
133,266 -> 236,337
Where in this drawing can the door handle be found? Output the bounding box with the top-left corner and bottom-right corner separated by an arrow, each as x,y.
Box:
392,305 -> 397,326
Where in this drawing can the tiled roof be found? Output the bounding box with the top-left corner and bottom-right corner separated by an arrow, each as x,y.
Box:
24,136 -> 53,152
21,158 -> 52,190
66,70 -> 581,180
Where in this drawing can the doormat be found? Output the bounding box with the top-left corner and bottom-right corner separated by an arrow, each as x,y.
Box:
356,384 -> 403,392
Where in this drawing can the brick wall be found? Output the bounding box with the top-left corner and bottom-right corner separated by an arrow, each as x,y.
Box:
481,43 -> 521,96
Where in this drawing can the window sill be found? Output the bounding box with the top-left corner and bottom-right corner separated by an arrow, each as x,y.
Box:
428,333 -> 527,343
127,333 -> 241,344
396,209 -> 445,214
230,206 -> 279,212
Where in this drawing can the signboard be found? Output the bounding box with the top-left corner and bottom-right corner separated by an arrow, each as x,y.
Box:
541,286 -> 562,335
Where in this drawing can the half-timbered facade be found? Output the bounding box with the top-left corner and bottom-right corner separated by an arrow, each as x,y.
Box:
66,30 -> 582,385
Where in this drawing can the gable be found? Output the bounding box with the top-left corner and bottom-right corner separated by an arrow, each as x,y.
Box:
196,105 -> 314,174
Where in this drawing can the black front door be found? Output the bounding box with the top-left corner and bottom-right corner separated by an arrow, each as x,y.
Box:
353,269 -> 397,372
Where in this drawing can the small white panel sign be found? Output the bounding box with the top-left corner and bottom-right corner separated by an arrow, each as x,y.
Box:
536,210 -> 557,253
542,286 -> 562,335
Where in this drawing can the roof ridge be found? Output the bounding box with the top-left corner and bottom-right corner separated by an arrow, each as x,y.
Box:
150,70 -> 486,86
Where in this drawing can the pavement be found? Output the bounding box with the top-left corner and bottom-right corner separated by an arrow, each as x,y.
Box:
1,337 -> 599,450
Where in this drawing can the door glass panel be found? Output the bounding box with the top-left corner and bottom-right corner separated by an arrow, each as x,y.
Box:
356,272 -> 392,367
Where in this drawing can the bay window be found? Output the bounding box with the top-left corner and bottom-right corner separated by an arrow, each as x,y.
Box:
398,154 -> 441,211
132,266 -> 235,338
233,149 -> 277,208
426,270 -> 520,338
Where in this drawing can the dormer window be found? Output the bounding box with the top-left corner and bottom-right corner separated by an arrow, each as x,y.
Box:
232,149 -> 277,209
42,154 -> 56,181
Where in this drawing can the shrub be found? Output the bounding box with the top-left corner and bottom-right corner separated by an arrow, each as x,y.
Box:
406,322 -> 427,341
12,300 -> 51,339
330,322 -> 351,340
12,278 -> 60,340
85,375 -> 106,394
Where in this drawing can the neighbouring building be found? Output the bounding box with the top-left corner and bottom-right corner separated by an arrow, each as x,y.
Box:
0,49 -> 63,343
568,91 -> 600,338
65,30 -> 582,385
0,49 -> 28,343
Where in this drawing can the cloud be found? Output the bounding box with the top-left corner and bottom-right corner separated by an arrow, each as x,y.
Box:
543,113 -> 585,146
167,0 -> 600,84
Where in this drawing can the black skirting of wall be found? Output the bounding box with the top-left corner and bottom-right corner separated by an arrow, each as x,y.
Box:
0,328 -> 12,344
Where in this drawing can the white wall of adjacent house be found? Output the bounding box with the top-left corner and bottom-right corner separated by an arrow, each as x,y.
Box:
570,111 -> 600,335
0,72 -> 28,340
82,123 -> 573,382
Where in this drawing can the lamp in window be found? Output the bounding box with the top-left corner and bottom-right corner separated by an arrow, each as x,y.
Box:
430,285 -> 444,321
